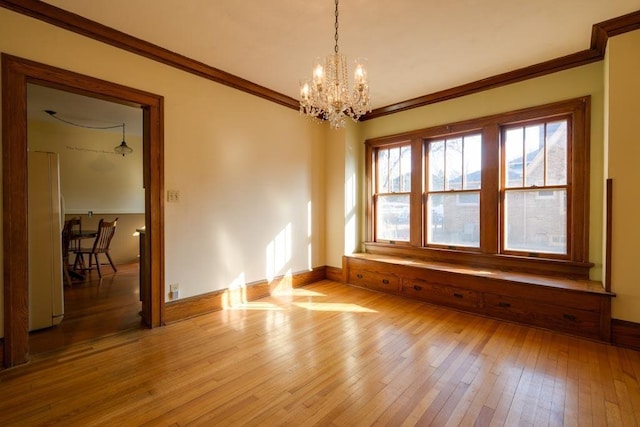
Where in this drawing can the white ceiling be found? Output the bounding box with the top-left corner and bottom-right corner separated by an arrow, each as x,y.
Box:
39,0 -> 640,111
27,84 -> 143,136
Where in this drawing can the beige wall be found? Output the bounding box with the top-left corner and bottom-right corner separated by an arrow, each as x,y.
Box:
324,127 -> 346,268
28,119 -> 144,268
605,29 -> 640,322
324,120 -> 363,268
0,8 -> 326,336
2,6 -> 638,331
28,121 -> 145,214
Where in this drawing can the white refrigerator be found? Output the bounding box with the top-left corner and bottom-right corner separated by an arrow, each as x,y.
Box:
28,151 -> 65,331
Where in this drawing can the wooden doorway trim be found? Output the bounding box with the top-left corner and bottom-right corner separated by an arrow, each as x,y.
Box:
2,54 -> 165,367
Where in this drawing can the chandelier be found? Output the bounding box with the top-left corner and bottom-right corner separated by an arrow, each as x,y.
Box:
299,0 -> 371,129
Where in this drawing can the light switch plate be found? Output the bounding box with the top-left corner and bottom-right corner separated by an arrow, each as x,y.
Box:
167,190 -> 180,203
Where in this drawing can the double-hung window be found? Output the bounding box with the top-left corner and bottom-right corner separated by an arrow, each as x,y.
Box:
365,97 -> 590,274
373,143 -> 412,243
502,118 -> 570,256
426,133 -> 482,248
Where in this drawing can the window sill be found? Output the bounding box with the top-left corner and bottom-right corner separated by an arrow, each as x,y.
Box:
363,242 -> 593,280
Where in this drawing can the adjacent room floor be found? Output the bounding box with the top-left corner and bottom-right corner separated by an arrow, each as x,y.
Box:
28,262 -> 144,356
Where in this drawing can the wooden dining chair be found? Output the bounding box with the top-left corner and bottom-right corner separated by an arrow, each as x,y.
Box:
65,216 -> 82,252
61,219 -> 75,287
73,217 -> 118,278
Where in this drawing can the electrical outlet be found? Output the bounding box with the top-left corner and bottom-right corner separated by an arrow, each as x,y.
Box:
169,283 -> 179,299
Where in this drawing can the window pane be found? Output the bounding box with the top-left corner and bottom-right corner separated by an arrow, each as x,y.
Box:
524,125 -> 544,187
546,120 -> 567,185
504,189 -> 567,254
400,145 -> 412,191
377,194 -> 410,241
389,147 -> 400,192
377,149 -> 389,193
505,128 -> 523,188
429,140 -> 445,191
446,138 -> 463,190
463,134 -> 482,190
427,192 -> 479,247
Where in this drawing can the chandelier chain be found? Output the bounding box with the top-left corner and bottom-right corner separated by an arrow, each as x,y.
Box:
334,0 -> 339,54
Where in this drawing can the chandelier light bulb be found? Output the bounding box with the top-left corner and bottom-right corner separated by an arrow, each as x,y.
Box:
300,81 -> 311,100
313,62 -> 324,87
354,59 -> 367,89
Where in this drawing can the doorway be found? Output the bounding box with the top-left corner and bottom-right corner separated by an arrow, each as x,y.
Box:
26,84 -> 145,355
2,54 -> 165,368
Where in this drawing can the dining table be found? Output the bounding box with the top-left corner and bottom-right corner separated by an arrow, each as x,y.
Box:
67,229 -> 97,280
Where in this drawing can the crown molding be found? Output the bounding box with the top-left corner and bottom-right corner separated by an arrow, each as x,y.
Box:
364,9 -> 640,120
0,0 -> 299,110
1,1 -> 639,119
364,49 -> 600,119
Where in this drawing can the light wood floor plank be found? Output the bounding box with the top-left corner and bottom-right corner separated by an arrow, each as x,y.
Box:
489,328 -> 538,425
1,280 -> 640,426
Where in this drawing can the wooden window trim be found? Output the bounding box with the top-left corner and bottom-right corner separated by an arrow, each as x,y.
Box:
364,96 -> 591,279
424,131 -> 483,251
370,140 -> 413,245
499,115 -> 573,260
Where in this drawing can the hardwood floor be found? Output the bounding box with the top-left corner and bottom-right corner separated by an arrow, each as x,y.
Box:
2,280 -> 640,426
28,262 -> 144,356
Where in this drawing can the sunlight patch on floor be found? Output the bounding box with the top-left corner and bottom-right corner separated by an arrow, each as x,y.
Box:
227,301 -> 283,311
225,299 -> 376,313
272,287 -> 326,298
293,302 -> 377,313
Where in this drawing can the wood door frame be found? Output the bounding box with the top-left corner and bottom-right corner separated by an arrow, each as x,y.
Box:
2,54 -> 165,368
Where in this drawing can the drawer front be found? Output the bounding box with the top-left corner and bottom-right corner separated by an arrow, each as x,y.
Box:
484,294 -> 601,339
348,268 -> 400,293
402,279 -> 480,309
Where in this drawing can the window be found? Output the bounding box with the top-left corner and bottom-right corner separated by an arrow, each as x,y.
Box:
365,97 -> 590,273
426,134 -> 482,248
502,119 -> 569,255
373,143 -> 411,242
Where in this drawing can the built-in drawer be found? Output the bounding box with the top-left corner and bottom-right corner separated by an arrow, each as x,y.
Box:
484,293 -> 601,339
402,278 -> 481,310
348,268 -> 400,293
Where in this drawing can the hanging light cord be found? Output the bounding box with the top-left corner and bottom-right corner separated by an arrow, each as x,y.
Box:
45,110 -> 125,138
45,109 -> 132,156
